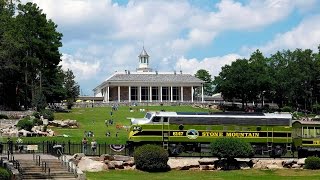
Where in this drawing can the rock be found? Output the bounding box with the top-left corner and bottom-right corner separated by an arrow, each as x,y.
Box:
100,154 -> 114,161
113,155 -> 131,162
282,159 -> 295,167
102,164 -> 109,170
198,159 -> 215,165
109,161 -> 124,169
73,153 -> 85,160
266,164 -> 283,169
123,160 -> 135,167
200,165 -> 209,170
239,162 -> 250,169
297,158 -> 306,165
292,164 -> 301,169
78,157 -> 105,172
107,163 -> 115,169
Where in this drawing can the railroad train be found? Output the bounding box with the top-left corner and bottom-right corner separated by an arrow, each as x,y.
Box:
127,111 -> 320,158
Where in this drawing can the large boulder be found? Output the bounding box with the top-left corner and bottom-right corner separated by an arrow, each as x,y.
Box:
113,155 -> 131,162
297,158 -> 306,165
78,157 -> 105,172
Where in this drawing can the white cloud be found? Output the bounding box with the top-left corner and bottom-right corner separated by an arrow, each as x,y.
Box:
176,54 -> 243,77
242,15 -> 320,55
60,54 -> 101,80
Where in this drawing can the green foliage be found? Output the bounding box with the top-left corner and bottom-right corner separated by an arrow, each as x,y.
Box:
33,118 -> 43,126
16,118 -> 34,131
64,69 -> 80,109
195,69 -> 214,95
305,156 -> 320,169
211,138 -> 254,159
32,111 -> 41,119
32,92 -> 47,111
312,103 -> 320,114
0,114 -> 8,119
134,144 -> 170,172
0,167 -> 11,180
281,106 -> 293,112
40,109 -> 54,121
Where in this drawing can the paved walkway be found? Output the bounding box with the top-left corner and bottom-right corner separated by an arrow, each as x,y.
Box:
1,153 -> 58,160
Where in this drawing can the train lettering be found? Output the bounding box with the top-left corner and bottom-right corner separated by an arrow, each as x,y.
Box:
172,132 -> 184,136
226,132 -> 259,137
201,132 -> 223,137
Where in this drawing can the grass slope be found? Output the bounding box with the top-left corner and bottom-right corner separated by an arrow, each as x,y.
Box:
86,169 -> 320,180
18,106 -> 209,144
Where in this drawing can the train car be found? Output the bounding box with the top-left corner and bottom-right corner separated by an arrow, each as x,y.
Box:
127,111 -> 293,156
292,120 -> 320,158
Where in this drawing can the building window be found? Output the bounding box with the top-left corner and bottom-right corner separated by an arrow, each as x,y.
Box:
152,87 -> 159,101
141,86 -> 149,101
131,87 -> 138,101
162,87 -> 170,101
172,87 -> 180,101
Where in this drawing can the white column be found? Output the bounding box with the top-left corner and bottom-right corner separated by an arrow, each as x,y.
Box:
160,86 -> 162,102
103,88 -> 107,102
150,86 -> 152,102
191,86 -> 194,102
118,86 -> 121,102
181,86 -> 184,102
139,86 -> 142,102
170,86 -> 173,102
201,85 -> 204,102
128,86 -> 131,102
107,86 -> 110,102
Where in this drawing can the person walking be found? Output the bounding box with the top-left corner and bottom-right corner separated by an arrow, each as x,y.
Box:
7,137 -> 13,154
16,137 -> 23,153
82,137 -> 88,154
91,139 -> 97,155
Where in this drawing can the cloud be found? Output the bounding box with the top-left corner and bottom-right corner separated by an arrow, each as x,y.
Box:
242,15 -> 320,55
60,54 -> 101,81
176,54 -> 243,77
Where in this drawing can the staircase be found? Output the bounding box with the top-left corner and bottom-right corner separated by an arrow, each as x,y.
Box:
19,158 -> 77,179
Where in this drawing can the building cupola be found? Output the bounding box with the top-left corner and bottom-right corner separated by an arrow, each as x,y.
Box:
137,46 -> 152,72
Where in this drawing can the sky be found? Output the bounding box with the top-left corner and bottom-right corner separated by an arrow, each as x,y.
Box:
22,0 -> 320,96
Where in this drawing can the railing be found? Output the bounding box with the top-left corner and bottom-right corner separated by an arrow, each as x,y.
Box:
33,154 -> 51,178
57,148 -> 78,178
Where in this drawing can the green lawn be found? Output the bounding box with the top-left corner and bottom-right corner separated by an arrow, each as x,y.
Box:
17,105 -> 209,144
86,169 -> 320,180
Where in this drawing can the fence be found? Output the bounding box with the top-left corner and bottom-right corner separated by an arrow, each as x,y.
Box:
0,141 -> 129,157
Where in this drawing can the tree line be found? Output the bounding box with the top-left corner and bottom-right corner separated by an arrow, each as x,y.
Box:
196,46 -> 320,112
0,1 -> 79,110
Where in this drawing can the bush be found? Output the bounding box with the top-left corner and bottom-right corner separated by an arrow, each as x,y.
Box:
0,167 -> 11,180
33,118 -> 43,126
0,114 -> 8,119
32,111 -> 41,119
281,106 -> 293,112
40,109 -> 54,121
16,118 -> 34,131
305,156 -> 320,169
211,138 -> 254,159
211,138 -> 253,170
134,144 -> 170,172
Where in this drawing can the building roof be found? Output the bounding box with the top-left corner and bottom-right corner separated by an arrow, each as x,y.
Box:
107,73 -> 203,83
93,72 -> 204,91
139,47 -> 149,57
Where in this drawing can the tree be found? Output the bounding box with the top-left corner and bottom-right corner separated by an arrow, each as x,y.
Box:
195,69 -> 214,95
64,69 -> 80,109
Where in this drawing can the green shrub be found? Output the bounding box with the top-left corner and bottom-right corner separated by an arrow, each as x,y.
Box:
33,118 -> 43,126
16,118 -> 34,131
211,138 -> 254,159
0,167 -> 11,180
0,114 -> 8,119
211,138 -> 253,170
40,109 -> 54,121
281,106 -> 293,112
134,144 -> 170,172
305,156 -> 320,169
32,111 -> 41,119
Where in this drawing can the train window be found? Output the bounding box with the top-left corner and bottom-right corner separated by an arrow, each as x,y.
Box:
163,117 -> 168,123
152,116 -> 161,122
316,127 -> 320,137
303,127 -> 308,138
309,127 -> 316,138
256,127 -> 261,131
